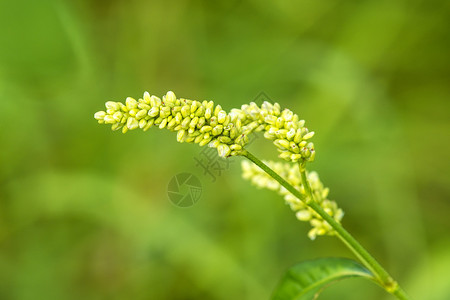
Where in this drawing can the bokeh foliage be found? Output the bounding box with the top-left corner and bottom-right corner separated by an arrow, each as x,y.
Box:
0,0 -> 449,299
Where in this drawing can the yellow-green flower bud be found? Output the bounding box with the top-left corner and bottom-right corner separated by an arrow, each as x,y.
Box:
127,117 -> 139,130
217,110 -> 227,123
181,117 -> 191,129
138,103 -> 151,110
143,91 -> 151,104
218,136 -> 232,144
185,136 -> 195,143
200,125 -> 212,133
111,123 -> 123,131
148,107 -> 159,117
199,137 -> 212,147
167,118 -> 178,129
214,104 -> 222,117
192,133 -> 202,143
113,112 -> 123,122
177,129 -> 186,142
139,119 -> 147,129
286,128 -> 296,140
217,144 -> 231,157
189,116 -> 199,128
190,101 -> 199,114
105,101 -> 120,111
126,97 -> 138,110
279,151 -> 291,160
303,131 -> 315,140
212,125 -> 223,136
135,109 -> 147,120
181,105 -> 190,118
274,139 -> 290,149
150,95 -> 161,107
205,108 -> 212,119
165,91 -> 177,104
290,142 -> 300,153
159,118 -> 168,129
94,111 -> 106,120
160,107 -> 171,118
104,115 -> 115,124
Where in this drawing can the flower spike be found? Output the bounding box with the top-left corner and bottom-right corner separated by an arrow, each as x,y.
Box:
241,160 -> 344,240
94,91 -> 316,162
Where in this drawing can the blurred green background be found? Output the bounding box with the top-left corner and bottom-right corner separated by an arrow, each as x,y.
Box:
1,0 -> 449,299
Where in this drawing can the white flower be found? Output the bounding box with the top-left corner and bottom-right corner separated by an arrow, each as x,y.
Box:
241,160 -> 343,239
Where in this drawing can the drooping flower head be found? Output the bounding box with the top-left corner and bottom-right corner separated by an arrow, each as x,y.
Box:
232,102 -> 316,163
94,91 -> 316,163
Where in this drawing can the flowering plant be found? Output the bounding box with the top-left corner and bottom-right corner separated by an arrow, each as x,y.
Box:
95,91 -> 410,300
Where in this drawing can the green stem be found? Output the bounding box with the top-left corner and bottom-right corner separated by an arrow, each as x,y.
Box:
242,150 -> 410,300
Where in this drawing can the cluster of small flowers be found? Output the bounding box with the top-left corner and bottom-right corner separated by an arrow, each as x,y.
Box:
241,160 -> 344,240
230,101 -> 315,163
94,91 -> 250,157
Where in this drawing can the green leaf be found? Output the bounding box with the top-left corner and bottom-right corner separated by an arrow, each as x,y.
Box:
272,257 -> 374,300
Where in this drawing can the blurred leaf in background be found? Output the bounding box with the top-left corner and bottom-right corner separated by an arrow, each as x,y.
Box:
0,0 -> 449,299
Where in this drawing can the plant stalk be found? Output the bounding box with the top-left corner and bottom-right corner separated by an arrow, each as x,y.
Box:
242,150 -> 410,300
